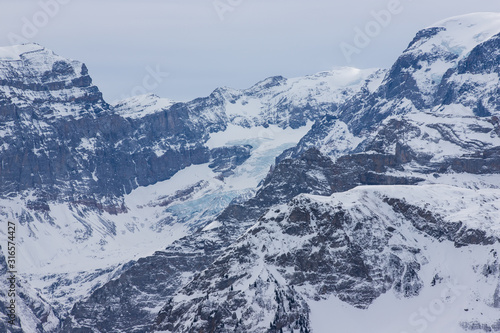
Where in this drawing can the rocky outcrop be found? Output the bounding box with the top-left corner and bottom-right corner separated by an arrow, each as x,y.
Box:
5,13 -> 500,333
436,32 -> 500,115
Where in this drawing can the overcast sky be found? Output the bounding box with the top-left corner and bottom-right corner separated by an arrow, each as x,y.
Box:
1,1 -> 499,103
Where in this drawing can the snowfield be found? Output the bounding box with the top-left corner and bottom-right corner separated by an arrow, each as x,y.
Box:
2,12 -> 500,333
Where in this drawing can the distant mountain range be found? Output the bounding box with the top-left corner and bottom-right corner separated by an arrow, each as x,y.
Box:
1,12 -> 500,333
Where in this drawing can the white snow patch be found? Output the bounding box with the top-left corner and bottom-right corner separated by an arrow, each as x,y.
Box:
113,93 -> 177,119
0,43 -> 44,60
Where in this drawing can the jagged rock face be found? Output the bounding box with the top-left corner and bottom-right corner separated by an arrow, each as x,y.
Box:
357,117 -> 500,176
0,46 -> 378,204
61,211 -> 261,333
60,144 -> 424,332
436,32 -> 500,116
266,145 -> 421,199
209,145 -> 252,176
381,27 -> 458,109
1,44 -> 380,332
153,185 -> 500,332
62,150 -> 345,332
384,198 -> 498,247
66,131 -> 500,332
4,13 -> 500,333
63,249 -> 219,333
287,110 -> 500,187
277,115 -> 362,162
338,14 -> 500,135
155,267 -> 312,333
0,44 -> 107,120
262,196 -> 423,307
0,44 -> 213,201
0,101 -> 214,201
192,68 -> 385,130
457,32 -> 500,76
62,13 -> 500,332
149,14 -> 500,333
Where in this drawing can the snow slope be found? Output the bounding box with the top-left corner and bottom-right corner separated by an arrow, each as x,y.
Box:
154,184 -> 500,332
307,185 -> 500,333
3,12 -> 500,333
113,94 -> 177,119
405,12 -> 500,102
0,44 -> 44,60
151,13 -> 500,333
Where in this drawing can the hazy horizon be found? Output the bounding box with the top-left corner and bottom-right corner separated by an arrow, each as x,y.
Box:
1,1 -> 498,103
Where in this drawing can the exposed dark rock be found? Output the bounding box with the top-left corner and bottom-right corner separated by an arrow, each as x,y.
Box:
209,145 -> 252,176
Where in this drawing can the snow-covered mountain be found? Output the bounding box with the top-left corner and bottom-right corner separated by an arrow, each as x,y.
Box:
2,12 -> 500,333
0,42 -> 383,332
155,185 -> 500,332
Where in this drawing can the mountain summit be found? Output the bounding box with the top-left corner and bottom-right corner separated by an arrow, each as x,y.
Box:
1,13 -> 500,333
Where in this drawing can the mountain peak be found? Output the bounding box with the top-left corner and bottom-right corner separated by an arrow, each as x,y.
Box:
0,43 -> 45,60
407,12 -> 500,58
113,93 -> 177,119
247,75 -> 288,93
0,43 -> 107,119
